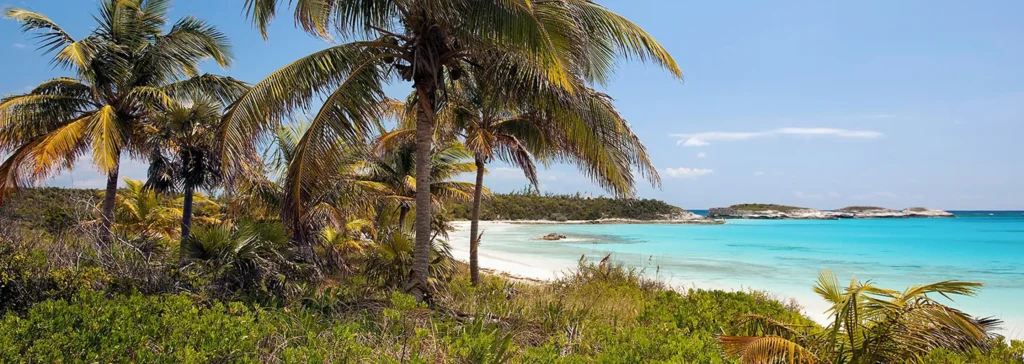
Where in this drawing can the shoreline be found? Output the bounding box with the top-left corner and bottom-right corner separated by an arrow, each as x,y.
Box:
455,218 -> 724,225
445,221 -> 834,325
446,220 -> 1024,340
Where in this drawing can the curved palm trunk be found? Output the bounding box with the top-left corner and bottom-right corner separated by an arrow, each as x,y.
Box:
398,205 -> 410,229
469,157 -> 485,286
179,183 -> 195,260
100,165 -> 120,244
407,81 -> 437,302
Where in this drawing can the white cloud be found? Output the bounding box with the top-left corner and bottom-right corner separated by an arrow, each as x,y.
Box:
12,43 -> 26,49
663,167 -> 714,179
753,171 -> 765,176
672,127 -> 883,147
869,113 -> 895,119
696,152 -> 706,158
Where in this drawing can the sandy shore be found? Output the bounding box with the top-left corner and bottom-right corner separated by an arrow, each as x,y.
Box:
445,220 -> 832,323
445,220 -> 1024,340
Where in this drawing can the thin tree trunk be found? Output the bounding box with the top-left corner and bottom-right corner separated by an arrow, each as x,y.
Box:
179,183 -> 195,261
398,205 -> 410,229
406,82 -> 436,302
469,156 -> 485,286
100,165 -> 120,244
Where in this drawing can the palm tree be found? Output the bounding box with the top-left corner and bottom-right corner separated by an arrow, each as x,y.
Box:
228,0 -> 681,299
437,71 -> 659,285
719,270 -> 1001,363
145,95 -> 243,250
364,136 -> 480,229
0,0 -> 241,242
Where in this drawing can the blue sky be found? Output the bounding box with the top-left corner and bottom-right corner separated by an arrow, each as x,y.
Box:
2,0 -> 1022,210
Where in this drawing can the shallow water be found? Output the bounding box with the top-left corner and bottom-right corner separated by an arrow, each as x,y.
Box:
448,212 -> 1024,338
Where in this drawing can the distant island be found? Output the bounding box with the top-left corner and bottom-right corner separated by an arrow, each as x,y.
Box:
708,204 -> 954,219
448,192 -> 720,224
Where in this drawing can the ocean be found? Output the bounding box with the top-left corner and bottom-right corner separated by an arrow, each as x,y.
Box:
447,211 -> 1024,338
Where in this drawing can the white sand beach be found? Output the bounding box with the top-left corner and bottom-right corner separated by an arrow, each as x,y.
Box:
445,220 -> 835,326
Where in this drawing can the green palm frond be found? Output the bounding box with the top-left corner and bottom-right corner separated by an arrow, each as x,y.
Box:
220,43 -> 384,175
4,8 -> 79,58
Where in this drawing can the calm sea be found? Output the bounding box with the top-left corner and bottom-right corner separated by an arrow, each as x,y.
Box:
459,211 -> 1024,338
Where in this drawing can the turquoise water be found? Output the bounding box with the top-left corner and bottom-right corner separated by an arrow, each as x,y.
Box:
469,212 -> 1024,337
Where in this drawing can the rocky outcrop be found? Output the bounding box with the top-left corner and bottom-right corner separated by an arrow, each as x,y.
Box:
541,233 -> 567,241
708,206 -> 842,219
901,207 -> 955,218
708,205 -> 954,220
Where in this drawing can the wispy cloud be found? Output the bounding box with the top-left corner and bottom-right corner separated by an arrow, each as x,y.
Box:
664,167 -> 714,179
753,171 -> 765,176
696,152 -> 706,158
672,127 -> 883,147
12,43 -> 26,49
869,113 -> 896,119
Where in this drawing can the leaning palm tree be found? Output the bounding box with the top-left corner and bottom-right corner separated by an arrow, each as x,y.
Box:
0,0 -> 242,242
719,270 -> 1001,364
436,70 -> 659,285
228,0 -> 681,299
145,95 -> 243,250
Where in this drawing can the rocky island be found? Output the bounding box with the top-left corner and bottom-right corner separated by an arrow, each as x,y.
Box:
708,204 -> 954,219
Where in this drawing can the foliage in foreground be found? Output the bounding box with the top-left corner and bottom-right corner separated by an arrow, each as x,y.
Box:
3,247 -> 1021,363
721,270 -> 1004,363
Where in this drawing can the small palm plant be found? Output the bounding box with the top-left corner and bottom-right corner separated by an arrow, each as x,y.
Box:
363,228 -> 455,294
719,270 -> 1001,363
182,219 -> 292,294
107,178 -> 219,241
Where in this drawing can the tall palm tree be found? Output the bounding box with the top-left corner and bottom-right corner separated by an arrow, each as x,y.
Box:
719,270 -> 1001,363
228,0 -> 681,300
0,0 -> 241,242
435,71 -> 659,285
145,95 -> 243,251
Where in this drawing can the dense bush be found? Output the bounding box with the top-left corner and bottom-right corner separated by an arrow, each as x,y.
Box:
0,188 -> 99,232
448,192 -> 686,221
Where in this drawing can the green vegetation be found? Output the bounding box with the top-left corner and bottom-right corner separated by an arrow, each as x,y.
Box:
449,192 -> 687,221
730,204 -> 808,212
721,270 -> 1004,363
0,1 -> 1020,362
0,187 -> 97,232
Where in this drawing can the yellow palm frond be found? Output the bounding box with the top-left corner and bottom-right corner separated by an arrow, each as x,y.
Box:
88,105 -> 124,173
719,335 -> 818,364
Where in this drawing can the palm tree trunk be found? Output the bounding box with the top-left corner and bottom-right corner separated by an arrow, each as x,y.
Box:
407,81 -> 436,302
100,166 -> 119,244
469,157 -> 485,286
179,183 -> 195,260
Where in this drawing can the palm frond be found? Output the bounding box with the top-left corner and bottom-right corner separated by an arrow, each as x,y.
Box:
88,105 -> 125,173
719,335 -> 818,364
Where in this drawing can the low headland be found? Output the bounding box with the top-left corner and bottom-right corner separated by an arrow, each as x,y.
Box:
448,192 -> 722,224
708,203 -> 954,220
